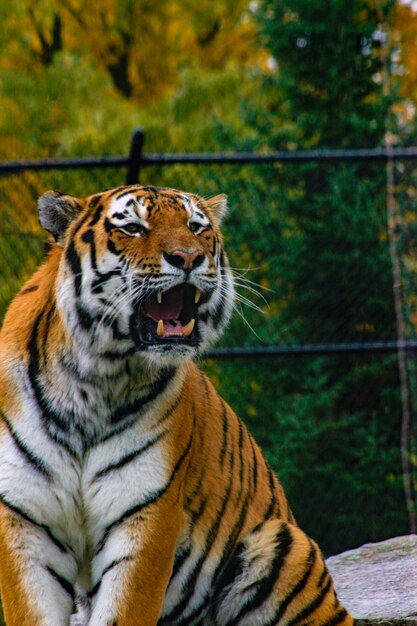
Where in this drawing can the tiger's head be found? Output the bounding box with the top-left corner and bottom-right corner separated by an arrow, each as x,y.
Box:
38,185 -> 235,367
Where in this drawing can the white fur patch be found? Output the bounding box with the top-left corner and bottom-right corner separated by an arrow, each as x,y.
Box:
109,194 -> 149,227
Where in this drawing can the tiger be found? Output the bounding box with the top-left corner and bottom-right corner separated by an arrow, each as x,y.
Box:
0,184 -> 354,626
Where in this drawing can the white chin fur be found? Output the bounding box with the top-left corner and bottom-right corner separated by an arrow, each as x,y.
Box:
140,324 -> 220,368
143,345 -> 197,369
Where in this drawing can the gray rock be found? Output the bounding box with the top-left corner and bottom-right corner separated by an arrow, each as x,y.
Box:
326,535 -> 417,624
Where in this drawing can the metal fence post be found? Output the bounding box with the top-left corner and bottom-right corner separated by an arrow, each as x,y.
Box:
125,128 -> 145,185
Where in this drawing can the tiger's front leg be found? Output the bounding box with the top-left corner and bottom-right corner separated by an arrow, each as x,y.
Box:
212,519 -> 354,626
88,497 -> 182,626
0,505 -> 78,626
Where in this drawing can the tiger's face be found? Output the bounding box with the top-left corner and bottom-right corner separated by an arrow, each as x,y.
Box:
38,185 -> 235,366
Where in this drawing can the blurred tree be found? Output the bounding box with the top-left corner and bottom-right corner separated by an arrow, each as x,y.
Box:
0,0 -> 266,104
258,0 -> 394,148
238,0 -> 411,552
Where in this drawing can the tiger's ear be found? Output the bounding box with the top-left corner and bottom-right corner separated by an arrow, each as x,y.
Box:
38,191 -> 85,244
204,194 -> 228,226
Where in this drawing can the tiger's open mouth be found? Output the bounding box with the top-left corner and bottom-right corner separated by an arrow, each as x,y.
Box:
131,284 -> 208,348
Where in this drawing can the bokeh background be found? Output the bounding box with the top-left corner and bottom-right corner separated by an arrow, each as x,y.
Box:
1,0 -> 417,569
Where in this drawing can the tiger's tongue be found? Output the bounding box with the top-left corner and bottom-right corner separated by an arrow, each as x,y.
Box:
144,291 -> 183,322
162,320 -> 182,333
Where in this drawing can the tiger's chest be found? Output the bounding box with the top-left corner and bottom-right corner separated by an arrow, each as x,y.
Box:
0,391 -> 172,568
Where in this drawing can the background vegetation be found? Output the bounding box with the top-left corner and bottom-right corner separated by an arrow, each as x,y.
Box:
1,0 -> 417,576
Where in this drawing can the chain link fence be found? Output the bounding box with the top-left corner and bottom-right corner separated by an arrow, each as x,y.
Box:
0,130 -> 416,555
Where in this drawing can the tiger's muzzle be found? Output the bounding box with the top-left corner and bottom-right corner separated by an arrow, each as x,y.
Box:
130,283 -> 212,350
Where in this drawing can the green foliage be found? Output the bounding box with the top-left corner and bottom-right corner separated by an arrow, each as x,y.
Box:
207,355 -> 406,554
257,0 -> 395,148
235,0 -> 411,552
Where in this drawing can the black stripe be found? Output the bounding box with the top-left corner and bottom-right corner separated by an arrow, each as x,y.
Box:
17,285 -> 39,296
45,428 -> 79,458
0,411 -> 53,479
76,303 -> 94,330
318,562 -> 330,588
88,579 -> 101,600
286,577 -> 333,626
88,556 -> 133,599
219,400 -> 229,469
188,495 -> 207,526
81,228 -> 94,245
106,186 -> 130,199
65,206 -> 97,298
93,430 -> 167,480
109,316 -> 131,340
184,466 -> 206,511
248,433 -> 258,492
212,236 -> 217,258
214,491 -> 251,583
110,367 -> 176,424
213,542 -> 246,602
88,196 -> 102,212
101,347 -> 137,360
95,430 -> 193,556
264,540 -> 317,626
115,188 -> 136,200
27,311 -> 78,457
199,259 -> 227,327
45,566 -> 75,600
65,240 -> 82,297
107,237 -> 120,254
211,294 -> 226,327
263,461 -> 278,520
212,264 -> 229,325
82,228 -> 99,274
96,414 -> 140,445
321,608 -> 349,626
0,493 -> 72,555
87,203 -> 105,230
91,269 -> 124,294
41,304 -> 56,358
197,375 -> 209,451
237,418 -> 244,486
72,203 -> 95,237
223,524 -> 293,626
171,545 -> 192,580
104,217 -> 115,234
27,312 -> 65,431
155,394 -> 182,427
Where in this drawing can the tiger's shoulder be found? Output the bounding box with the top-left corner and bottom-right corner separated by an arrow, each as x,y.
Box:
0,244 -> 62,352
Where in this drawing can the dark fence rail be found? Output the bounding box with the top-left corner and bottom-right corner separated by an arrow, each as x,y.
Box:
0,155 -> 130,173
206,340 -> 417,359
3,139 -> 417,176
2,127 -> 416,360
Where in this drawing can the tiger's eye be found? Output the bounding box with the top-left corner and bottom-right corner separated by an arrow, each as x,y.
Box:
189,222 -> 200,233
123,223 -> 146,235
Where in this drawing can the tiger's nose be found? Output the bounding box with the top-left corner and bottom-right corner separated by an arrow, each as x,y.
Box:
163,249 -> 204,270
